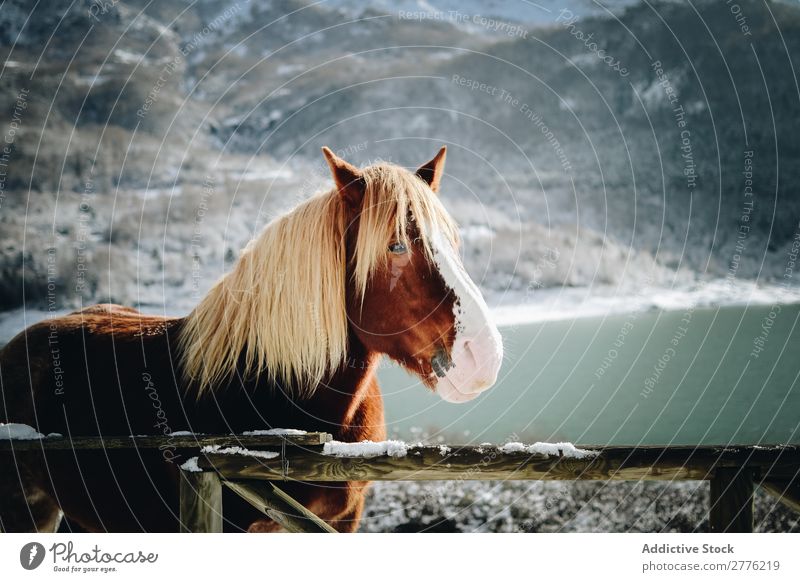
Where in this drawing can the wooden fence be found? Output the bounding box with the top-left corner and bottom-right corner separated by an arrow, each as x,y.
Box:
4,433 -> 799,533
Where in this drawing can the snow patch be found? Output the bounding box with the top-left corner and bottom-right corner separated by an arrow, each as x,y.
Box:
323,440 -> 409,458
180,457 -> 202,472
0,423 -> 61,440
499,441 -> 597,459
201,445 -> 279,459
241,428 -> 307,436
490,279 -> 800,327
498,442 -> 526,453
113,48 -> 144,64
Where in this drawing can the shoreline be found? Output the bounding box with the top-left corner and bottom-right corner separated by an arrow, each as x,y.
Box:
2,279 -> 800,345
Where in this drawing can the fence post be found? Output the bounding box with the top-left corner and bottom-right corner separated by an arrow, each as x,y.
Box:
180,470 -> 223,533
709,467 -> 754,533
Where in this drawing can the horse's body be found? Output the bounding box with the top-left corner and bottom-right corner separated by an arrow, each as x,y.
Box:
0,147 -> 502,532
0,304 -> 383,532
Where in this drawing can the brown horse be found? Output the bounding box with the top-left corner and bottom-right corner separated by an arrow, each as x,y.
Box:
0,147 -> 503,532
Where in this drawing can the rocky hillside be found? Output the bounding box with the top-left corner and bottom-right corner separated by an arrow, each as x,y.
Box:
1,0 -> 799,312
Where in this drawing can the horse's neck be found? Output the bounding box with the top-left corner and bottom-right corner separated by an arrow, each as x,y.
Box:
305,335 -> 381,439
191,332 -> 381,440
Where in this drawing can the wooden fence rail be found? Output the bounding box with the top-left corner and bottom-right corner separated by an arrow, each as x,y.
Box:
197,444 -> 800,482
183,435 -> 799,534
4,432 -> 798,533
0,432 -> 330,450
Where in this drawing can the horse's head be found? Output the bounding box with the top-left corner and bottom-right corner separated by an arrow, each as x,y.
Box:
323,146 -> 503,403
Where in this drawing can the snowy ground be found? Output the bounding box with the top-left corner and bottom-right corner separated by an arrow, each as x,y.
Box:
488,279 -> 800,326
356,428 -> 800,533
361,480 -> 799,533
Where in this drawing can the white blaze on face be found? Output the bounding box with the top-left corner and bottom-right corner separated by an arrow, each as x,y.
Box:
429,229 -> 504,403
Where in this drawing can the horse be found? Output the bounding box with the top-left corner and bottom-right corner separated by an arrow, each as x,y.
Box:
0,146 -> 503,532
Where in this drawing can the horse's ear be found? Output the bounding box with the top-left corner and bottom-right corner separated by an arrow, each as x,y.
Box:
416,146 -> 447,193
322,146 -> 365,208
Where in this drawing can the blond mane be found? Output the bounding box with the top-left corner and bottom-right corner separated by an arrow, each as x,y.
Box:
178,162 -> 459,398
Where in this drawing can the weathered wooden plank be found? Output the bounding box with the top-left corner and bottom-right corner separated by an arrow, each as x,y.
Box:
198,445 -> 800,482
180,470 -> 223,533
709,467 -> 754,533
0,432 -> 332,451
760,477 -> 800,513
224,480 -> 337,533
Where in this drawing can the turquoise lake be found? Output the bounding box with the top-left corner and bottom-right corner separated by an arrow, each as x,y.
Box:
378,304 -> 800,446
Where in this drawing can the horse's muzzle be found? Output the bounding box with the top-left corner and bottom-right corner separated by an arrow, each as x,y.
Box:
434,327 -> 503,403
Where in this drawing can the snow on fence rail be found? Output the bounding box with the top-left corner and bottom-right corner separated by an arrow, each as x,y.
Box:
0,427 -> 331,450
2,425 -> 798,533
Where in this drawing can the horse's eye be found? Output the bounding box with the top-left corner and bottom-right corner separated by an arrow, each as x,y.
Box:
388,242 -> 407,254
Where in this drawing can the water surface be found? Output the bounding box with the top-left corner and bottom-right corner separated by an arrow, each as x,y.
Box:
379,304 -> 800,446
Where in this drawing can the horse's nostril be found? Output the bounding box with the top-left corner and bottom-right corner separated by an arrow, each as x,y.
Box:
431,349 -> 453,378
